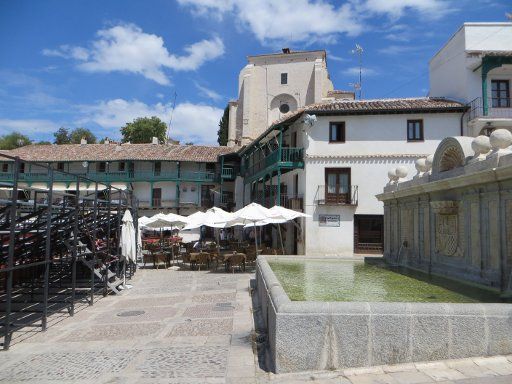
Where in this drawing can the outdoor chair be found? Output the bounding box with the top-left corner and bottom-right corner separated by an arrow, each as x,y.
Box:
229,253 -> 246,273
195,252 -> 210,271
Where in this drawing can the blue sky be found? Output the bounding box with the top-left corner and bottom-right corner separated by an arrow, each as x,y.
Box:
0,0 -> 510,145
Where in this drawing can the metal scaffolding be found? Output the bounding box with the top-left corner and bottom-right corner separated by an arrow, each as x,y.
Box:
0,154 -> 139,350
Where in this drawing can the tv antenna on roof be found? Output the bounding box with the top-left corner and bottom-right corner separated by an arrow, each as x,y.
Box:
350,44 -> 364,99
166,91 -> 177,144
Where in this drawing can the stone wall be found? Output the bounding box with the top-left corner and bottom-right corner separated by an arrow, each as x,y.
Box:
256,256 -> 512,373
378,131 -> 512,291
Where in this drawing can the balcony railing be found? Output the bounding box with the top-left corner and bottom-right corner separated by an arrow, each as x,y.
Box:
242,147 -> 304,178
221,167 -> 236,180
315,185 -> 358,206
253,194 -> 304,211
0,170 -> 217,184
468,97 -> 512,121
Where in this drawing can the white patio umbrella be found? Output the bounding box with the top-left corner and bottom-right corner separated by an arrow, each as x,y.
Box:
229,203 -> 285,254
120,210 -> 136,289
142,212 -> 188,230
182,207 -> 238,230
241,206 -> 311,254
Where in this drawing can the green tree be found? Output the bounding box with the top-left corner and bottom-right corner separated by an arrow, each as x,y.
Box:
217,106 -> 229,146
70,127 -> 97,144
0,132 -> 31,149
53,127 -> 71,144
35,141 -> 52,145
120,116 -> 167,144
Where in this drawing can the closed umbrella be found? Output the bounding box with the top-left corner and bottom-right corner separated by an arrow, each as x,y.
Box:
120,210 -> 136,289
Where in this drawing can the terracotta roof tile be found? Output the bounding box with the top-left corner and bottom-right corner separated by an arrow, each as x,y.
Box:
3,143 -> 235,163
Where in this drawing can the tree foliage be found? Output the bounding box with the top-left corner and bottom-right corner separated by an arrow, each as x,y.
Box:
54,127 -> 97,144
217,106 -> 229,146
0,132 -> 31,149
53,127 -> 71,144
70,127 -> 97,144
120,116 -> 167,144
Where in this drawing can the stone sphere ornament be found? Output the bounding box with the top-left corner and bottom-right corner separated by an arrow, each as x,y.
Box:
415,158 -> 428,173
425,154 -> 434,172
387,168 -> 399,184
471,135 -> 491,156
489,129 -> 512,151
395,166 -> 408,179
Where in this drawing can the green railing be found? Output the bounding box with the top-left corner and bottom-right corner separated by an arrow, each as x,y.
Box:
0,170 -> 216,184
221,167 -> 235,179
243,147 -> 304,179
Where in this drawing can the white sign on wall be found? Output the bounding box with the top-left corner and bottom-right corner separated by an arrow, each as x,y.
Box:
319,214 -> 340,227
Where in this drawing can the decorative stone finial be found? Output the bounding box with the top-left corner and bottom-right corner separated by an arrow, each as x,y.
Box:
469,135 -> 491,163
414,158 -> 428,179
488,129 -> 512,159
425,154 -> 434,174
387,168 -> 399,185
395,166 -> 408,179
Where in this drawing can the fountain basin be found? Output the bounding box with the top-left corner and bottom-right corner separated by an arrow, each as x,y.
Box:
256,256 -> 512,373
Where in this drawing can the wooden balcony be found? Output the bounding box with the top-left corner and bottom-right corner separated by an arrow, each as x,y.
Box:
315,185 -> 358,206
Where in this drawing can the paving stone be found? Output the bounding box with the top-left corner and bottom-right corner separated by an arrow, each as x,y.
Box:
193,292 -> 237,303
138,345 -> 229,378
0,350 -> 139,381
473,356 -> 512,375
418,368 -> 466,382
347,373 -> 398,384
94,305 -> 178,324
183,304 -> 234,318
113,295 -> 185,308
388,370 -> 434,384
168,318 -> 233,337
447,360 -> 497,378
60,322 -> 164,341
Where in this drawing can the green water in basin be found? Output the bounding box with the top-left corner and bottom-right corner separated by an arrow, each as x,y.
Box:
268,259 -> 501,303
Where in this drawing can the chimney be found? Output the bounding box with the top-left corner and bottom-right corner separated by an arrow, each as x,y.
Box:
80,137 -> 87,145
282,48 -> 290,54
104,138 -> 110,145
151,137 -> 159,145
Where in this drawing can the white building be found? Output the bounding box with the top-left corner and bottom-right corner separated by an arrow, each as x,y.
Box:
3,141 -> 235,217
430,22 -> 512,136
236,98 -> 466,255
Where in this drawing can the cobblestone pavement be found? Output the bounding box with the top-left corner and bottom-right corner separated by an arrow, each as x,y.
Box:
1,267 -> 512,384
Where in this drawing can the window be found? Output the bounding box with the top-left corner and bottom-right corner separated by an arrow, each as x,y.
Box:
154,161 -> 161,176
329,122 -> 345,143
407,120 -> 424,141
118,162 -> 125,172
325,168 -> 351,204
2,163 -> 8,173
97,162 -> 106,173
281,73 -> 288,85
491,80 -> 510,108
279,103 -> 290,114
19,163 -> 25,174
57,162 -> 64,171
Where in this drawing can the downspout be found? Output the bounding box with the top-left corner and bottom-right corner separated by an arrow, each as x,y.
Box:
460,107 -> 468,136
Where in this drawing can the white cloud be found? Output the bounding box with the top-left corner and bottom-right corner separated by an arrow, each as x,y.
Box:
195,82 -> 223,101
361,0 -> 451,19
178,0 -> 453,45
78,98 -> 223,145
178,0 -> 362,45
341,66 -> 379,77
0,119 -> 60,135
43,23 -> 225,85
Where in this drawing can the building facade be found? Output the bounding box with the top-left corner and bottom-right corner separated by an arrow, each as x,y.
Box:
227,49 -> 354,147
1,142 -> 235,217
429,22 -> 512,136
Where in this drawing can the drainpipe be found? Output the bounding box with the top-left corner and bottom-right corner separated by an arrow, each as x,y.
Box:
460,108 -> 468,136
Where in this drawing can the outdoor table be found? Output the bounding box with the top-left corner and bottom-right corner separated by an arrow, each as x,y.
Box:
221,252 -> 246,272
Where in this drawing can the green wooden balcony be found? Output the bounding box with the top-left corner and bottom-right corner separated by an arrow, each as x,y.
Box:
242,147 -> 304,183
221,167 -> 236,180
0,170 -> 217,185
